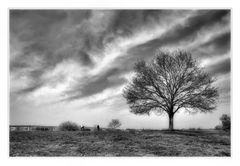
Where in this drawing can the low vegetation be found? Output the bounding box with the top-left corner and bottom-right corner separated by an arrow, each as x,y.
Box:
58,121 -> 79,131
10,129 -> 230,156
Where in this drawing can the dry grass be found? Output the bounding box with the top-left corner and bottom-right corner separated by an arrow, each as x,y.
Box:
9,129 -> 230,157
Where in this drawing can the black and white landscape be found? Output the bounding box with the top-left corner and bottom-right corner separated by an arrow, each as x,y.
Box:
10,10 -> 230,156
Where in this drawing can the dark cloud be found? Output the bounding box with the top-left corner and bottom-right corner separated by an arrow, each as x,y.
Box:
66,10 -> 92,23
109,10 -> 169,37
124,10 -> 229,61
11,68 -> 46,94
159,10 -> 229,45
17,81 -> 44,95
10,60 -> 28,71
201,31 -> 230,50
206,58 -> 231,76
97,10 -> 190,48
10,10 -> 68,41
190,31 -> 230,60
63,68 -> 126,101
76,50 -> 93,66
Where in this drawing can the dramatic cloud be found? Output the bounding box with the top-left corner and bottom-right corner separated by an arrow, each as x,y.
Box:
10,10 -> 231,129
207,57 -> 231,76
64,68 -> 126,101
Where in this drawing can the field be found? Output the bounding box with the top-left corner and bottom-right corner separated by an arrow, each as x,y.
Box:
10,129 -> 230,157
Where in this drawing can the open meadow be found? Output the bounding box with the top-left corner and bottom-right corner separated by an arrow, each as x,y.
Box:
10,129 -> 230,157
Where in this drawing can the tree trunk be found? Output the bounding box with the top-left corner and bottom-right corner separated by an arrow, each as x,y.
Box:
168,113 -> 174,130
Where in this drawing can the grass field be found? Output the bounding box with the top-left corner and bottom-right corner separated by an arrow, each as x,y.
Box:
10,129 -> 230,157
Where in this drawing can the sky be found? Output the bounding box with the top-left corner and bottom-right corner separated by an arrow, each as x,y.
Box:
10,10 -> 231,129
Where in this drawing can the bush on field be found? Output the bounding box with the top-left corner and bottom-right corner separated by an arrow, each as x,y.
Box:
215,125 -> 222,130
220,114 -> 231,131
108,119 -> 121,129
58,121 -> 79,131
215,114 -> 231,131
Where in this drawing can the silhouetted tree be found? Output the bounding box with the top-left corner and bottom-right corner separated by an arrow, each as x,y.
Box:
123,50 -> 219,130
108,119 -> 121,129
220,114 -> 230,131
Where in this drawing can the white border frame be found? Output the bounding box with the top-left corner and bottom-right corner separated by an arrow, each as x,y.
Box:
1,0 -> 240,166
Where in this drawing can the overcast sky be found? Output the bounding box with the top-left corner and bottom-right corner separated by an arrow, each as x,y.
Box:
10,10 -> 230,129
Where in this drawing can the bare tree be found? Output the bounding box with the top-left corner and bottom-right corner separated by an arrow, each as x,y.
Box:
123,50 -> 219,130
108,119 -> 122,129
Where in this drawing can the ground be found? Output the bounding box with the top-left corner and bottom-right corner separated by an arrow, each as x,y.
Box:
9,129 -> 230,157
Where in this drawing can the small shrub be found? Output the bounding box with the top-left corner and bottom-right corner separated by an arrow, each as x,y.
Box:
215,125 -> 222,130
58,121 -> 79,131
108,119 -> 121,129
